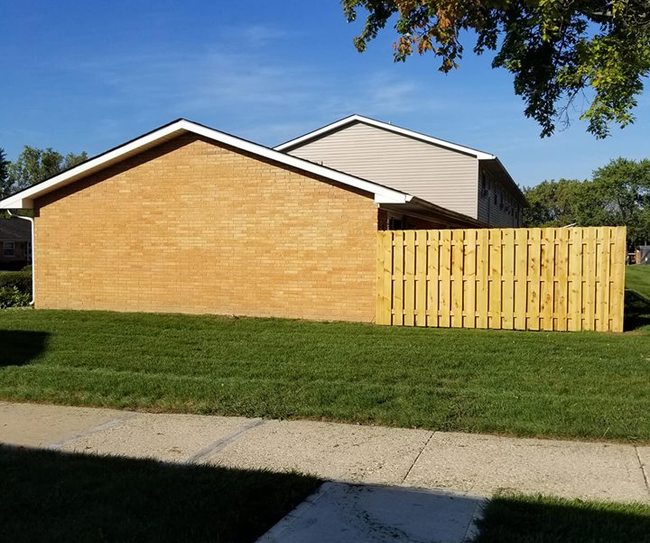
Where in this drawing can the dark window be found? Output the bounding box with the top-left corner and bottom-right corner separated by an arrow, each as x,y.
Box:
389,217 -> 404,230
3,242 -> 15,257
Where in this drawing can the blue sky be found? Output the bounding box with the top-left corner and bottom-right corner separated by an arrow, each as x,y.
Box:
1,1 -> 649,187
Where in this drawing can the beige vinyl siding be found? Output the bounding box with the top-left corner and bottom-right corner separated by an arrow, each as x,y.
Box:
286,122 -> 480,219
478,164 -> 523,227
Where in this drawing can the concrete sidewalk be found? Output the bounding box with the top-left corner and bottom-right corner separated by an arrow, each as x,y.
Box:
258,482 -> 484,543
1,401 -> 648,503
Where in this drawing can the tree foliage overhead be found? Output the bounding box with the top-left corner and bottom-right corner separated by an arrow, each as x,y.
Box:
524,157 -> 650,248
342,0 -> 650,138
6,146 -> 88,197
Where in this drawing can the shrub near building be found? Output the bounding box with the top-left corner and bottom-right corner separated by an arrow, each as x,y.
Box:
0,268 -> 31,308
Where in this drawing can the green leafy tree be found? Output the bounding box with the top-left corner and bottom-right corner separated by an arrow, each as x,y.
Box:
524,158 -> 650,248
524,179 -> 581,226
7,146 -> 87,195
523,178 -> 607,227
342,0 -> 650,138
0,148 -> 10,200
591,157 -> 650,247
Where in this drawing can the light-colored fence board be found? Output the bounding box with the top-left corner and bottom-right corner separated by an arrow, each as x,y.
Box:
376,226 -> 626,333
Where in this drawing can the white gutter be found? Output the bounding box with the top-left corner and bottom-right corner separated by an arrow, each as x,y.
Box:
7,211 -> 34,306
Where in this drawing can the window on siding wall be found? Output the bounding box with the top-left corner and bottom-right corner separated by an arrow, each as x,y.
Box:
388,217 -> 404,230
3,242 -> 15,257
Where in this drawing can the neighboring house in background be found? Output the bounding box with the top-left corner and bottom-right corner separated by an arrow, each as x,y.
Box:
0,217 -> 31,270
276,115 -> 526,227
0,119 -> 484,322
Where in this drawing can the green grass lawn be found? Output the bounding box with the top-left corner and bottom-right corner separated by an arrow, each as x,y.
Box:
1,302 -> 649,442
625,265 -> 650,331
0,445 -> 319,543
476,493 -> 650,543
627,265 -> 650,299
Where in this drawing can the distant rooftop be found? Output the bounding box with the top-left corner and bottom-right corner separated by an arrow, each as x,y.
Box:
0,217 -> 31,241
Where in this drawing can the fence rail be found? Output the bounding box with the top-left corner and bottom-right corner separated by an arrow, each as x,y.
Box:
376,226 -> 626,332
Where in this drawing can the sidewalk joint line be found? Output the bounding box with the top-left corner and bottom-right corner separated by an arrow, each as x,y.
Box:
188,418 -> 266,463
401,431 -> 435,485
634,446 -> 650,496
46,412 -> 139,451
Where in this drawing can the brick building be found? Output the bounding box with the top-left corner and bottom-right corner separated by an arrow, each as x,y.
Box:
0,119 -> 487,322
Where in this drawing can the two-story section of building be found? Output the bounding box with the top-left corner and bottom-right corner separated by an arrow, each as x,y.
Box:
276,115 -> 526,228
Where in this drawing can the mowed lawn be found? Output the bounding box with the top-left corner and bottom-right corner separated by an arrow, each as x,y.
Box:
1,270 -> 649,442
627,264 -> 650,298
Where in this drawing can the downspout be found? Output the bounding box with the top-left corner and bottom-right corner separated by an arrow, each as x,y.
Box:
7,210 -> 35,306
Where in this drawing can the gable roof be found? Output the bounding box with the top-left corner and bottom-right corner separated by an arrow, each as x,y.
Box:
275,114 -> 526,203
275,114 -> 496,160
0,119 -> 412,210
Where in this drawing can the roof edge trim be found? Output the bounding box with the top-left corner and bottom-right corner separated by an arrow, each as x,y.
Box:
274,114 -> 496,160
0,119 -> 411,209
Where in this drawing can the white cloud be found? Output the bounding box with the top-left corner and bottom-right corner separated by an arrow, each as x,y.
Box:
45,27 -> 475,147
238,24 -> 290,45
65,47 -> 442,134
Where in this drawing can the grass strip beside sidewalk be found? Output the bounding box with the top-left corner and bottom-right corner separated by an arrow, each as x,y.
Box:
476,492 -> 650,543
0,308 -> 648,442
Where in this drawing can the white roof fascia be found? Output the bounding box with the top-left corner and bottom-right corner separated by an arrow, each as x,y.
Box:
0,119 -> 410,209
0,122 -> 186,209
274,114 -> 496,160
0,196 -> 23,209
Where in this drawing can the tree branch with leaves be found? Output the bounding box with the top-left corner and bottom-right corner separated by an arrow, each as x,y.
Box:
342,0 -> 650,137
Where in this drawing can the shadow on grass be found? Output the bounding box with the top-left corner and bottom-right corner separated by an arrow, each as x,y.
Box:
475,493 -> 650,543
0,330 -> 48,367
624,290 -> 650,331
0,445 -> 320,543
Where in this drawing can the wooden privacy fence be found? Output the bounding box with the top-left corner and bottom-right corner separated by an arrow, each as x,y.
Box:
376,226 -> 626,332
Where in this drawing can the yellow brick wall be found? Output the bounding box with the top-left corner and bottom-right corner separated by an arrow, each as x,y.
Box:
34,134 -> 378,322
